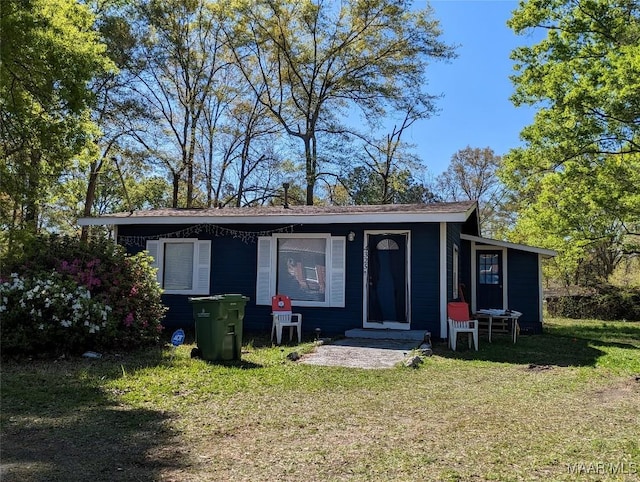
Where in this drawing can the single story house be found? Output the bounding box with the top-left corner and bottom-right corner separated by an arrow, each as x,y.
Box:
79,201 -> 556,339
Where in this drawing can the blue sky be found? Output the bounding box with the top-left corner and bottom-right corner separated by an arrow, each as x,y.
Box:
407,0 -> 542,176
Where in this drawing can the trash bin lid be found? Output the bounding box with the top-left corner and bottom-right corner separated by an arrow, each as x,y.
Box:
189,296 -> 221,303
189,294 -> 249,303
219,294 -> 249,301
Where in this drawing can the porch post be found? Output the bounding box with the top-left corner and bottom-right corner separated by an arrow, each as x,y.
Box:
538,254 -> 544,324
470,241 -> 477,313
440,222 -> 447,340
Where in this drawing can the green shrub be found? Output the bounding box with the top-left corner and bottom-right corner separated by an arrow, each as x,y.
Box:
1,236 -> 167,358
546,284 -> 640,321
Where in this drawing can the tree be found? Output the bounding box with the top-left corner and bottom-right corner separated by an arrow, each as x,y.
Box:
508,0 -> 640,162
130,0 -> 230,208
0,0 -> 113,252
505,152 -> 639,286
338,107 -> 437,205
340,166 -> 435,205
81,1 -> 154,240
435,146 -> 506,237
225,0 -> 455,205
201,83 -> 283,208
502,0 -> 640,285
50,154 -> 171,236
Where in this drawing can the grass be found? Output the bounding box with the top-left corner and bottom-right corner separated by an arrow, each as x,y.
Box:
1,317 -> 639,481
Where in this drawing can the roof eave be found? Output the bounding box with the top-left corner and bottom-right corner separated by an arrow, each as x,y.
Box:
78,211 -> 474,226
461,234 -> 557,257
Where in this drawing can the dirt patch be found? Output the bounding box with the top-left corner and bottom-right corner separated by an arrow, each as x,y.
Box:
300,338 -> 419,369
526,363 -> 555,371
591,376 -> 640,404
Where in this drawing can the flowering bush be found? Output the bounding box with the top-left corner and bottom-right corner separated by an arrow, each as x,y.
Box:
0,272 -> 112,356
1,236 -> 166,358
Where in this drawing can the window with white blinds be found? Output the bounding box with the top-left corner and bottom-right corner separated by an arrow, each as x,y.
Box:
146,239 -> 211,295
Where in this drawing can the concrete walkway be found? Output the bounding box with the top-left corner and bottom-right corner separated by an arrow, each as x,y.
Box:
300,330 -> 429,369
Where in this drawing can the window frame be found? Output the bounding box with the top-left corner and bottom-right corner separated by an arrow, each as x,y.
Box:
479,253 -> 500,285
146,238 -> 211,295
452,243 -> 459,299
256,233 -> 346,308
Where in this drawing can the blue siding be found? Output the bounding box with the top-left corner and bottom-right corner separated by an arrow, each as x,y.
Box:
507,249 -> 542,333
409,223 -> 441,336
459,239 -> 472,303
119,222 -> 444,337
118,222 -> 544,339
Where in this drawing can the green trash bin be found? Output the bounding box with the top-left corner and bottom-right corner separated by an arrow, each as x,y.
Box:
189,294 -> 249,361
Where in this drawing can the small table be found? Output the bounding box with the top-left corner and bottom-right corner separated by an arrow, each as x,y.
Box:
475,309 -> 522,343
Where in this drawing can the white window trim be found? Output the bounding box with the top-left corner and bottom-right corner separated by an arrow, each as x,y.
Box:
439,223 -> 447,338
146,238 -> 211,295
256,233 -> 346,308
452,243 -> 459,300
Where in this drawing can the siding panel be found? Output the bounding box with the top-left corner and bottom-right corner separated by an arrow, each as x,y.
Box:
507,249 -> 542,333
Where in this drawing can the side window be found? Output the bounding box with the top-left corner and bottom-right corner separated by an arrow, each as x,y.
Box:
146,239 -> 211,295
479,253 -> 500,285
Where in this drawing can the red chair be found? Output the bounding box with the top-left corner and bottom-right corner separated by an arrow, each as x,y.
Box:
447,302 -> 478,351
271,294 -> 302,344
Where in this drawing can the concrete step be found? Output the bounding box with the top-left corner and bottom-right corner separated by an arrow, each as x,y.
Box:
344,329 -> 429,342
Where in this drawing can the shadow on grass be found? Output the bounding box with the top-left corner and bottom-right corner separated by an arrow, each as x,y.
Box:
434,323 -> 638,368
199,358 -> 263,369
0,350 -> 191,482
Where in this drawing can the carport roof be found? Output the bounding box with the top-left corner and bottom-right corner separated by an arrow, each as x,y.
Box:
461,234 -> 557,258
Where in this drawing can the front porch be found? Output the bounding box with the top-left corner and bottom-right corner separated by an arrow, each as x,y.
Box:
344,329 -> 429,342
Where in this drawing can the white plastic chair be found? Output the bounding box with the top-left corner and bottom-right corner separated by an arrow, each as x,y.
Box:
271,294 -> 302,344
447,301 -> 478,351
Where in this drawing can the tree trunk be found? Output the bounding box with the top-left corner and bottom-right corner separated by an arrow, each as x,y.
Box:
206,140 -> 213,207
236,133 -> 252,207
186,159 -> 194,208
172,172 -> 180,208
304,136 -> 315,205
80,160 -> 100,242
24,151 -> 41,233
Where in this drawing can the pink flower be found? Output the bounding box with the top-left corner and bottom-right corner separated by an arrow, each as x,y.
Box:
130,286 -> 138,296
86,258 -> 100,268
124,312 -> 134,327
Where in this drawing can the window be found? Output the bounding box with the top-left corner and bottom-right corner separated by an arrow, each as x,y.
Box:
277,237 -> 326,302
452,244 -> 459,299
479,253 -> 500,285
256,234 -> 345,307
164,242 -> 194,290
146,239 -> 211,295
376,239 -> 399,250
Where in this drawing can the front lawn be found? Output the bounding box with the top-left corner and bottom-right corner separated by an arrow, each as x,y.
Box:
1,317 -> 639,481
